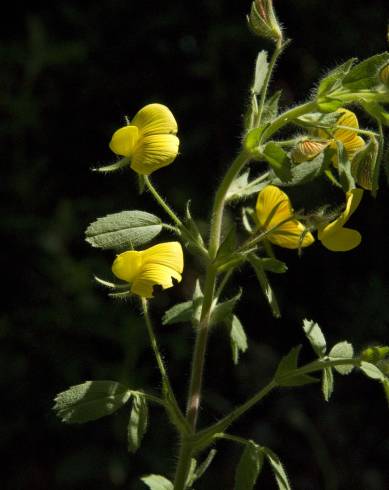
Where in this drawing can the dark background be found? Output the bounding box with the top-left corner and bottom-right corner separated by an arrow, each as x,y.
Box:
2,1 -> 389,489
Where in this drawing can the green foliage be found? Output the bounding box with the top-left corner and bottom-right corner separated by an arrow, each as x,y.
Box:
261,90 -> 282,123
336,141 -> 355,192
141,474 -> 174,490
234,441 -> 264,490
85,210 -> 162,250
302,319 -> 327,357
361,101 -> 389,126
211,291 -> 242,326
341,52 -> 389,90
261,142 -> 292,182
317,58 -> 357,96
216,226 -> 238,261
263,448 -> 292,490
128,393 -> 149,453
226,170 -> 269,202
248,255 -> 281,318
272,152 -> 328,187
227,314 -> 248,365
296,111 -> 341,129
360,361 -> 386,381
252,50 -> 269,96
162,301 -> 196,325
192,449 -> 217,482
329,341 -> 354,375
53,381 -> 131,423
259,257 -> 287,273
275,346 -> 318,387
322,367 -> 334,402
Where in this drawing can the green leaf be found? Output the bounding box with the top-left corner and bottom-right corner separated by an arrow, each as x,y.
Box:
184,201 -> 205,247
262,142 -> 292,182
262,90 -> 282,123
316,97 -> 344,113
193,449 -> 217,482
128,394 -> 149,453
360,361 -> 386,381
226,171 -> 269,202
227,314 -> 248,365
272,152 -> 327,187
275,346 -> 318,387
302,319 -> 327,357
244,125 -> 268,153
185,459 -> 198,488
263,448 -> 291,490
53,380 -> 131,423
211,291 -> 242,326
297,111 -> 341,129
85,210 -> 162,250
249,255 -> 281,318
336,141 -> 355,192
317,58 -> 357,96
361,345 -> 389,363
342,52 -> 389,90
141,475 -> 173,490
329,341 -> 355,375
322,367 -> 334,402
234,441 -> 264,490
216,226 -> 237,261
259,257 -> 288,274
252,50 -> 269,95
162,301 -> 195,325
361,101 -> 389,127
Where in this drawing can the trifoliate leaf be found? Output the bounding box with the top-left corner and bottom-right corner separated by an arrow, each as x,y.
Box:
302,319 -> 327,357
128,394 -> 148,453
234,441 -> 264,490
141,475 -> 173,490
85,210 -> 162,250
227,314 -> 248,365
322,367 -> 334,402
263,448 -> 291,490
329,341 -> 355,375
53,380 -> 131,423
316,97 -> 344,113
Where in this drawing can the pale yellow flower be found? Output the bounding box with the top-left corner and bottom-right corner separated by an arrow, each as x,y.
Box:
112,242 -> 184,298
320,108 -> 365,166
109,104 -> 179,175
318,188 -> 363,252
256,185 -> 315,249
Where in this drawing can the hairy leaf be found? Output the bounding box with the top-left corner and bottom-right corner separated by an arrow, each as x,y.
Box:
262,142 -> 292,182
302,319 -> 327,357
235,441 -> 264,490
329,341 -> 354,375
342,52 -> 389,90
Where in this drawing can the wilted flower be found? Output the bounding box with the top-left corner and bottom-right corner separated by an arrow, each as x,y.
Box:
112,242 -> 184,298
256,185 -> 314,249
318,189 -> 363,252
109,103 -> 179,175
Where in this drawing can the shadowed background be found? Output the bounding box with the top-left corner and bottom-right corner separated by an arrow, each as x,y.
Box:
2,0 -> 389,489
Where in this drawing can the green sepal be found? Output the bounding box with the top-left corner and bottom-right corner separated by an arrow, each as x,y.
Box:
272,152 -> 327,187
128,393 -> 148,453
302,318 -> 327,357
341,52 -> 389,90
138,174 -> 146,194
317,58 -> 357,96
322,367 -> 334,402
261,142 -> 292,182
263,447 -> 292,490
275,345 -> 319,387
335,141 -> 355,192
93,157 -> 130,173
211,291 -> 242,326
234,441 -> 264,490
94,275 -> 130,291
296,111 -> 341,129
316,97 -> 344,113
53,380 -> 132,423
329,341 -> 354,375
248,254 -> 281,318
351,136 -> 379,193
244,125 -> 268,154
85,210 -> 162,250
226,314 -> 248,365
140,475 -> 173,490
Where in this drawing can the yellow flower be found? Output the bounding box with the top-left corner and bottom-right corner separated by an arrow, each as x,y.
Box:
109,104 -> 180,175
320,108 -> 365,166
112,242 -> 184,298
256,185 -> 315,249
318,188 -> 363,252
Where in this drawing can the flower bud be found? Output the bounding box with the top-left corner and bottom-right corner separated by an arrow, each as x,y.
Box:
291,139 -> 329,163
351,137 -> 378,191
379,63 -> 389,86
361,346 -> 389,363
247,0 -> 283,43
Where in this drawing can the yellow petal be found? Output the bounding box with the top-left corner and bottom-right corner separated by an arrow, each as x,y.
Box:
334,108 -> 359,143
268,219 -> 315,249
109,125 -> 139,157
140,242 -> 184,273
256,185 -> 293,229
344,135 -> 365,160
319,227 -> 361,252
131,103 -> 178,136
131,134 -> 179,175
131,264 -> 182,298
112,251 -> 143,282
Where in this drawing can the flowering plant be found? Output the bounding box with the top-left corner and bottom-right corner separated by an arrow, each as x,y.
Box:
54,2 -> 389,488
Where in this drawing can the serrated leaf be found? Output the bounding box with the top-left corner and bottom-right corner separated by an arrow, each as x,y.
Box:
302,319 -> 327,357
211,291 -> 242,326
128,394 -> 148,453
234,441 -> 264,490
262,142 -> 292,182
227,314 -> 248,365
53,380 -> 131,423
249,255 -> 281,318
317,58 -> 357,96
85,210 -> 162,250
322,367 -> 334,402
162,301 -> 195,325
263,448 -> 291,490
252,50 -> 269,95
360,361 -> 386,381
329,341 -> 355,375
141,475 -> 173,490
342,52 -> 389,90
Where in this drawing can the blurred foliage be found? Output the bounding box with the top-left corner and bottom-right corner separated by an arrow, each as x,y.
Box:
2,0 -> 389,489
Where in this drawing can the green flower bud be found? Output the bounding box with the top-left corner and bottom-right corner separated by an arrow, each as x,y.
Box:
361,346 -> 389,363
291,139 -> 329,163
247,0 -> 283,43
379,64 -> 389,85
